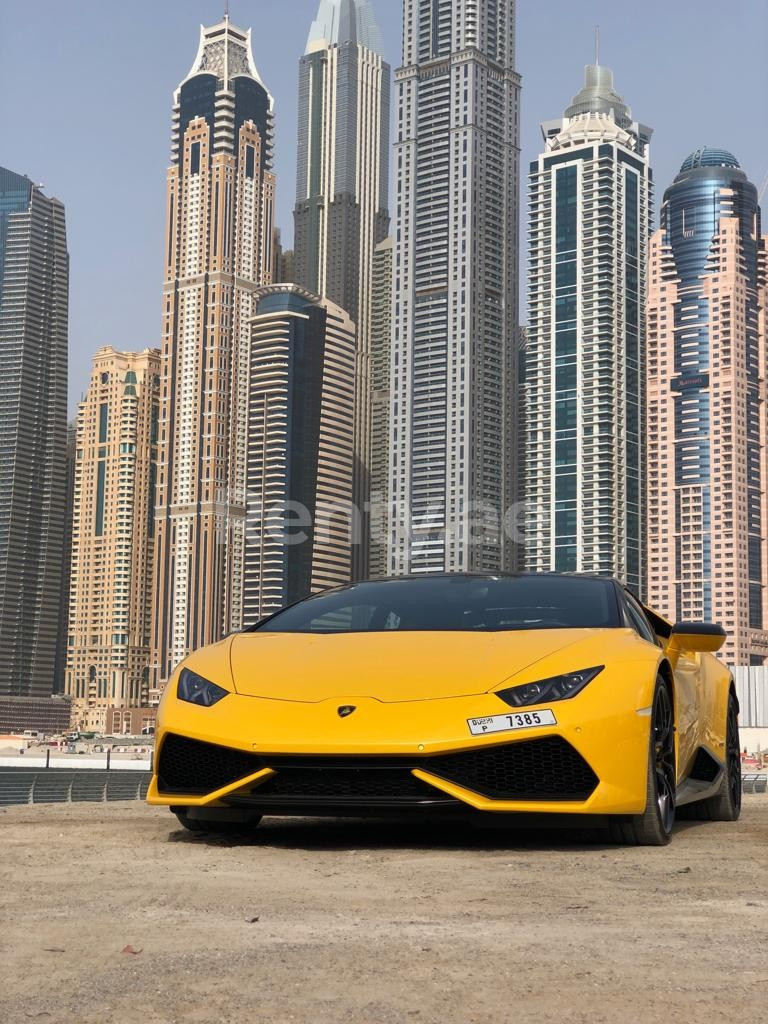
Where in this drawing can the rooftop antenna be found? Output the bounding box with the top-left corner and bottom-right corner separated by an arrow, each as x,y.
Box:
595,25 -> 600,66
224,1 -> 230,20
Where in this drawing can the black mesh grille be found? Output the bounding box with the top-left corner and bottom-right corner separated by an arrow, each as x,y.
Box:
256,764 -> 437,801
157,733 -> 598,804
157,733 -> 263,794
426,736 -> 598,801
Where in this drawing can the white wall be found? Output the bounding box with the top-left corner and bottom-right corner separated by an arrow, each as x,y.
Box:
733,667 -> 768,728
739,728 -> 768,755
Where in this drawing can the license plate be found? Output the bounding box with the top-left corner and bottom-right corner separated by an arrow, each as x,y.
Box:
467,709 -> 557,736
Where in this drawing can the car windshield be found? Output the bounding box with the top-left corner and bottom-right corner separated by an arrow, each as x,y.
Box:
253,575 -> 620,634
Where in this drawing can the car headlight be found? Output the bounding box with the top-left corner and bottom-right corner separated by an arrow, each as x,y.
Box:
177,668 -> 229,707
496,666 -> 604,708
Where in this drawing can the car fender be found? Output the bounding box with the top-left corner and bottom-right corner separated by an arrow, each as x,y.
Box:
700,653 -> 733,764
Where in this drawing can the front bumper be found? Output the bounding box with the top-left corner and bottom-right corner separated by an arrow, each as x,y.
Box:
147,682 -> 653,816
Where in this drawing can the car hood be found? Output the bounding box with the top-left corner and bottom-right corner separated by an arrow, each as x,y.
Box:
227,629 -> 607,703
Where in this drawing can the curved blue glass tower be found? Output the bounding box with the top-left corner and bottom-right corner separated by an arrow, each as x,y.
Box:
647,148 -> 768,664
663,149 -> 759,345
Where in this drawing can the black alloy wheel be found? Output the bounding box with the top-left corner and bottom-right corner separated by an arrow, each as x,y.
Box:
726,699 -> 742,815
653,683 -> 677,834
609,677 -> 676,846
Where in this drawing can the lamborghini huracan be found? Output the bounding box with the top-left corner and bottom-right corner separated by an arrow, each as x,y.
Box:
148,573 -> 741,845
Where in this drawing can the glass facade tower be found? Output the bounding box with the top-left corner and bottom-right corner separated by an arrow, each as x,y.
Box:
0,168 -> 68,698
524,65 -> 652,593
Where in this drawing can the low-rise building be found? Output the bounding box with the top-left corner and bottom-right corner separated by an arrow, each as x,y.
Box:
105,706 -> 157,736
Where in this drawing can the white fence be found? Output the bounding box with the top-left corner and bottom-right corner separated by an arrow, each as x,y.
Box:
733,667 -> 768,728
0,755 -> 152,771
0,768 -> 151,805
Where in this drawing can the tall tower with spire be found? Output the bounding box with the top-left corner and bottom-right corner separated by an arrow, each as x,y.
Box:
524,61 -> 652,591
151,17 -> 276,686
294,0 -> 390,578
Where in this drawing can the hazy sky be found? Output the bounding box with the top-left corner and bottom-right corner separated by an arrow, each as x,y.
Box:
1,0 -> 766,414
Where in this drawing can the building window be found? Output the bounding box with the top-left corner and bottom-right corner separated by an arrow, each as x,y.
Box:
98,403 -> 108,443
95,461 -> 106,537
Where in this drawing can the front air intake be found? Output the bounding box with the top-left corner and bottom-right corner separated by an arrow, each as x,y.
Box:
157,733 -> 263,794
425,736 -> 598,801
156,732 -> 598,804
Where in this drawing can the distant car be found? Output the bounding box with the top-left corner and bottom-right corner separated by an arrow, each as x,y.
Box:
148,573 -> 741,845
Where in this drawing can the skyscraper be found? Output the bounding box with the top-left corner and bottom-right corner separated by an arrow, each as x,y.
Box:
0,168 -> 68,698
524,65 -> 652,592
369,237 -> 393,578
294,0 -> 390,576
66,348 -> 160,731
244,286 -> 356,620
151,17 -> 276,686
389,0 -> 521,574
647,149 -> 768,665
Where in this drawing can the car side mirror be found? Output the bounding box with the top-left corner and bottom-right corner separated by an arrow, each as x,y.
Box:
669,622 -> 726,654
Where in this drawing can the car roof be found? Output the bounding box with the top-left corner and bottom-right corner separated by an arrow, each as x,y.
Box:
356,572 -> 620,585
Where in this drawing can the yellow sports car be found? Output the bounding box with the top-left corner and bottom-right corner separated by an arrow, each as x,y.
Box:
148,573 -> 741,845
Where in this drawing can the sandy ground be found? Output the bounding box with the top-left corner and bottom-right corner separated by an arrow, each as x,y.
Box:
1,800 -> 767,1024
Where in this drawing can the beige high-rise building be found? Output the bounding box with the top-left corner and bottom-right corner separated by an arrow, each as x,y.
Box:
151,17 -> 276,686
244,285 -> 356,621
66,347 -> 160,731
647,148 -> 768,665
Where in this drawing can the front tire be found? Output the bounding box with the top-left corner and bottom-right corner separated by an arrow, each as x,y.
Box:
610,677 -> 676,846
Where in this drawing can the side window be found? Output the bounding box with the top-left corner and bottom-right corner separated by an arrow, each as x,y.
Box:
307,604 -> 374,633
624,593 -> 658,646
